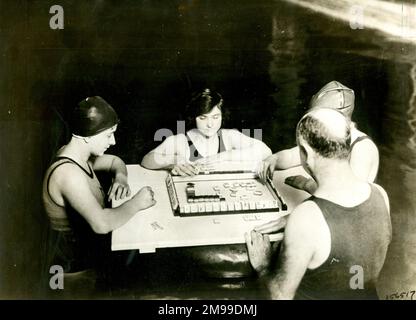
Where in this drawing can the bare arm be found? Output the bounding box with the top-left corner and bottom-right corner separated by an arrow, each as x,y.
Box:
141,135 -> 189,170
258,146 -> 301,183
58,165 -> 155,234
91,154 -> 130,201
246,202 -> 318,299
349,139 -> 379,183
372,183 -> 390,213
372,183 -> 392,241
92,154 -> 127,176
271,146 -> 301,170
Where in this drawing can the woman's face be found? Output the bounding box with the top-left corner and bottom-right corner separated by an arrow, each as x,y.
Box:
195,105 -> 222,138
89,125 -> 117,156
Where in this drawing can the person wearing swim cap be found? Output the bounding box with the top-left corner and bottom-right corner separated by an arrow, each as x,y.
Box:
258,81 -> 379,196
141,88 -> 272,176
42,96 -> 156,292
246,108 -> 391,299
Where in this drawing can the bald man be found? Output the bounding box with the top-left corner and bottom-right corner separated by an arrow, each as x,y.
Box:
258,81 -> 379,194
246,109 -> 391,299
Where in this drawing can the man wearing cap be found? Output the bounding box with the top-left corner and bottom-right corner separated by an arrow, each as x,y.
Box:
246,108 -> 391,299
258,81 -> 379,196
42,96 -> 156,290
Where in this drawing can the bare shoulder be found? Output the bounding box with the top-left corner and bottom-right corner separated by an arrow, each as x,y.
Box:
154,133 -> 188,152
221,128 -> 241,138
353,136 -> 378,151
351,128 -> 378,150
372,183 -> 390,213
283,200 -> 324,266
49,162 -> 88,189
219,129 -> 244,148
350,135 -> 379,167
163,133 -> 188,144
285,200 -> 323,240
222,128 -> 258,144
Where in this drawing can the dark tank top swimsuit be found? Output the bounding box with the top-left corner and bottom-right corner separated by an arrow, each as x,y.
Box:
44,156 -> 106,273
47,156 -> 96,206
186,129 -> 227,161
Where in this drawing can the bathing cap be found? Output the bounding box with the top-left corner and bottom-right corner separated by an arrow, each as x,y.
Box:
309,81 -> 355,117
70,96 -> 119,137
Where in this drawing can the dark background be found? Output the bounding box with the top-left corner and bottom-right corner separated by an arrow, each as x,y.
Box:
1,0 -> 416,298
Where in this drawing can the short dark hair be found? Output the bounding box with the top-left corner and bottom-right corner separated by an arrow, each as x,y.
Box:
184,88 -> 227,128
296,111 -> 351,159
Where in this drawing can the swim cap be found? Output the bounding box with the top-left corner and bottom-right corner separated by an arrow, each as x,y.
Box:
309,81 -> 355,118
70,96 -> 119,137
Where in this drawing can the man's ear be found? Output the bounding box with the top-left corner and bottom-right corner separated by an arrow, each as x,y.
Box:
300,143 -> 315,170
299,144 -> 308,161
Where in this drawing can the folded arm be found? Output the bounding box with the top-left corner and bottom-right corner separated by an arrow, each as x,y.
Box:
91,154 -> 130,200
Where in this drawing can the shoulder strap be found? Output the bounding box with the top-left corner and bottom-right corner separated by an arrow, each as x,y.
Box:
186,133 -> 201,160
55,156 -> 94,178
47,157 -> 94,207
218,129 -> 226,153
46,160 -> 75,207
350,135 -> 371,149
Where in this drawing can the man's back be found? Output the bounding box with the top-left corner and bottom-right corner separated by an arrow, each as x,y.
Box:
296,183 -> 391,299
246,109 -> 391,300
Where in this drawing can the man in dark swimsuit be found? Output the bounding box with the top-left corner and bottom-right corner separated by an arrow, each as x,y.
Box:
245,108 -> 391,299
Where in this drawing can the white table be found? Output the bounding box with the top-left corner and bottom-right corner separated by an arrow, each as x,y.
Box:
111,163 -> 310,253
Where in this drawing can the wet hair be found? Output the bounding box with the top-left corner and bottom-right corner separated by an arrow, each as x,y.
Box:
69,96 -> 119,137
297,109 -> 351,160
184,89 -> 227,128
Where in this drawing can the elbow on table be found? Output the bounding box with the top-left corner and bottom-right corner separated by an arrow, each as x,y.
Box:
263,146 -> 272,159
141,153 -> 156,169
90,219 -> 112,235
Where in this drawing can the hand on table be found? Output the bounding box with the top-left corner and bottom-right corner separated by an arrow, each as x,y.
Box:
171,163 -> 200,176
257,155 -> 278,184
132,186 -> 156,210
193,156 -> 225,173
108,173 -> 131,201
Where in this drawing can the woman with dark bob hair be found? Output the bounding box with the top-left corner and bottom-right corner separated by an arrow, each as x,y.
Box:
141,88 -> 272,176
